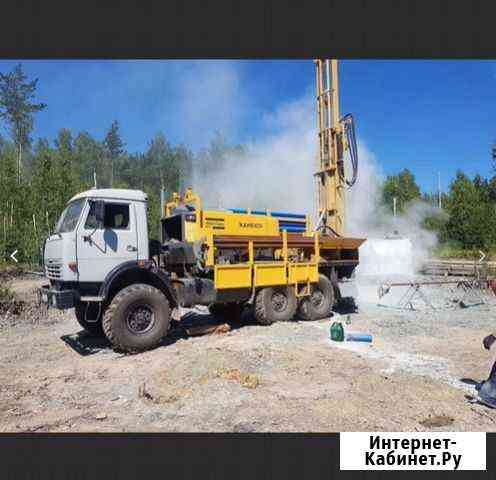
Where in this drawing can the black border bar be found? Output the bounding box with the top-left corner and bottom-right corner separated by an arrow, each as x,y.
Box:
0,433 -> 338,479
1,433 -> 495,479
0,0 -> 495,58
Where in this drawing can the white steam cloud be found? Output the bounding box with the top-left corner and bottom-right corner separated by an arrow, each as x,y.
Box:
192,91 -> 317,216
346,145 -> 438,275
187,63 -> 438,277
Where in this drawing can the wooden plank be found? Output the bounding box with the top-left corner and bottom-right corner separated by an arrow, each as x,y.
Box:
186,323 -> 231,337
421,259 -> 489,277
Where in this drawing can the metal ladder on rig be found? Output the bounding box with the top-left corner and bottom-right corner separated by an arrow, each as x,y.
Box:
314,60 -> 345,236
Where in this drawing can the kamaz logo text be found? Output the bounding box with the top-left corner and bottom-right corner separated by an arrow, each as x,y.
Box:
239,222 -> 263,228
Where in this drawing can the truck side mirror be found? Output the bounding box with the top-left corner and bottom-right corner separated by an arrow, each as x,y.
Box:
94,200 -> 105,226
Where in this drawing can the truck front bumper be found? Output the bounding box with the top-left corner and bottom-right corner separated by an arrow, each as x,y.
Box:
38,285 -> 76,310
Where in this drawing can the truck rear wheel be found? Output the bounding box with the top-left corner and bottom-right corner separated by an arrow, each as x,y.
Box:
74,302 -> 104,336
103,284 -> 171,352
254,286 -> 297,325
298,274 -> 334,321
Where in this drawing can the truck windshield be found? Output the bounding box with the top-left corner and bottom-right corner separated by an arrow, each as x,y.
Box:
54,198 -> 86,233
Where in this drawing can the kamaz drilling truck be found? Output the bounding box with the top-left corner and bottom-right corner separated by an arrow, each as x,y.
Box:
38,59 -> 365,352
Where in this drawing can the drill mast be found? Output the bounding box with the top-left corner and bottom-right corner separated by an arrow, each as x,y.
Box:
315,59 -> 356,237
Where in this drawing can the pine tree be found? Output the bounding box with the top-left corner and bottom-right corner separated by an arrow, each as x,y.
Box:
54,128 -> 81,202
104,120 -> 125,187
31,140 -> 58,243
492,140 -> 496,169
444,171 -> 496,249
382,168 -> 421,214
73,131 -> 106,188
0,140 -> 18,261
0,64 -> 46,184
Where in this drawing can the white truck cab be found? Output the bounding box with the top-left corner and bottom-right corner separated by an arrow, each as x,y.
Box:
43,189 -> 149,285
40,187 -> 173,313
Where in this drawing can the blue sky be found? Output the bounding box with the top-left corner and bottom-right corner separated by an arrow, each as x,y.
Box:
0,59 -> 494,194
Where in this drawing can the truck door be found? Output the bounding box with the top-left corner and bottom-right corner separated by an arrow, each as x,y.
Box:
76,200 -> 139,282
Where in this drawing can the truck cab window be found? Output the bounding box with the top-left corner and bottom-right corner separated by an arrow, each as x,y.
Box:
85,202 -> 130,230
105,204 -> 129,229
55,198 -> 85,233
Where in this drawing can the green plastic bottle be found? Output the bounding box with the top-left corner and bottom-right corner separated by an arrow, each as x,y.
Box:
330,321 -> 344,342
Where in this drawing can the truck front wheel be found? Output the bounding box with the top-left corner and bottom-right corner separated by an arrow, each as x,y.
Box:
75,302 -> 104,336
254,286 -> 297,325
103,284 -> 171,352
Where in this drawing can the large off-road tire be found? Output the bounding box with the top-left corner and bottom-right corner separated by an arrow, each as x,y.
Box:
298,274 -> 335,321
74,302 -> 104,336
254,286 -> 297,325
102,284 -> 171,353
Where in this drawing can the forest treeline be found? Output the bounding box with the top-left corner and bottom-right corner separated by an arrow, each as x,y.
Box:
0,118 -> 243,264
383,168 -> 496,256
0,64 -> 495,264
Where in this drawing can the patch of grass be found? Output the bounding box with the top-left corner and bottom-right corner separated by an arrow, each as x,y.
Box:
156,388 -> 193,404
139,381 -> 193,404
0,284 -> 25,317
419,414 -> 454,428
0,263 -> 26,281
0,285 -> 14,303
214,368 -> 261,389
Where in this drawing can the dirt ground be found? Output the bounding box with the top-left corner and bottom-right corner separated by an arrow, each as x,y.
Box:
2,274 -> 496,432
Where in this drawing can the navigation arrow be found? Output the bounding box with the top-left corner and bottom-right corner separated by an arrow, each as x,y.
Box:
479,250 -> 486,264
10,249 -> 18,263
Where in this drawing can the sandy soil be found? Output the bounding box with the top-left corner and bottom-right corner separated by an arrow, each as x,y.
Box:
1,274 -> 496,432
